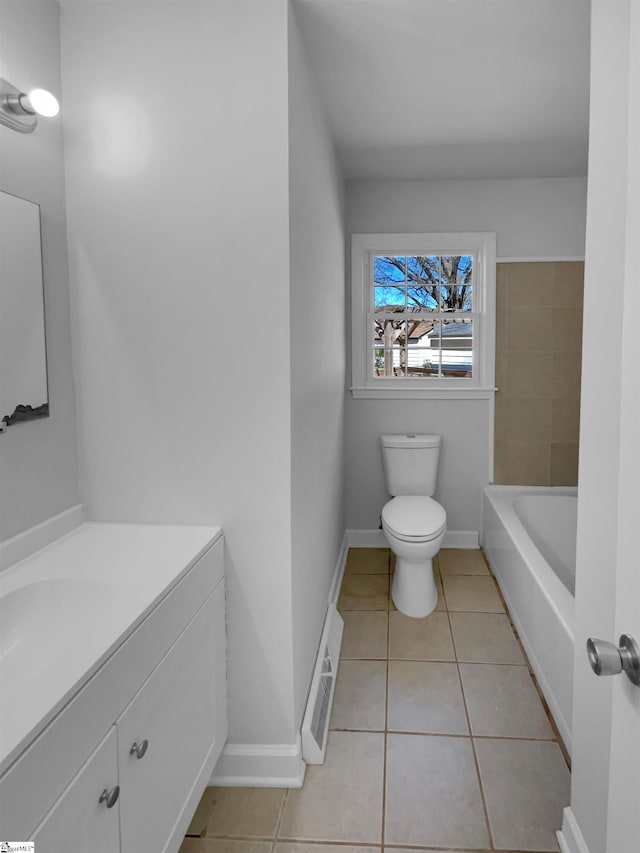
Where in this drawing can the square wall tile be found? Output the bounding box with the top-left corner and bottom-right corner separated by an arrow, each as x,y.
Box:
495,397 -> 552,444
496,263 -> 509,307
338,574 -> 389,611
497,440 -> 550,487
507,262 -> 554,306
345,548 -> 389,574
550,442 -> 579,486
340,611 -> 388,659
388,610 -> 454,661
385,734 -> 489,849
449,612 -> 526,664
442,575 -> 504,613
505,352 -> 554,400
552,261 -> 584,306
330,660 -> 386,731
551,307 -> 583,354
551,398 -> 581,443
506,306 -> 553,352
551,352 -> 581,399
475,738 -> 570,851
387,661 -> 468,735
279,731 -> 384,843
495,350 -> 508,391
459,664 -> 554,739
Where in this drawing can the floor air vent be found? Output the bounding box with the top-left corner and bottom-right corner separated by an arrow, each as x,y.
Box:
301,603 -> 344,764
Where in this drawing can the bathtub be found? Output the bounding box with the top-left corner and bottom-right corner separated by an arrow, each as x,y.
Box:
481,485 -> 577,755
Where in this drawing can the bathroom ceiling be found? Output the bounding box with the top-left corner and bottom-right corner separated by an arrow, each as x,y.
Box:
292,0 -> 591,181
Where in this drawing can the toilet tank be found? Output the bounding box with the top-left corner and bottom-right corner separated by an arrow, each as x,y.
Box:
381,434 -> 441,496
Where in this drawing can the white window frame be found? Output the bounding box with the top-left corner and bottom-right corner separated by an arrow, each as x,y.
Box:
351,232 -> 496,399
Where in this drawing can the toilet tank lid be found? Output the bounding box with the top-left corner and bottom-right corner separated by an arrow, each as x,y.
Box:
381,434 -> 441,449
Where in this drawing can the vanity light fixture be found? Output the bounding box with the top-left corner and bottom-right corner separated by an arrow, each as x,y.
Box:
0,77 -> 60,133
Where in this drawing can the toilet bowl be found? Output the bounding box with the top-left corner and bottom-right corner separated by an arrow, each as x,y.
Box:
381,495 -> 446,618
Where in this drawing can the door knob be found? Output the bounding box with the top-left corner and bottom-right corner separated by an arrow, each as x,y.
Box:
587,634 -> 640,686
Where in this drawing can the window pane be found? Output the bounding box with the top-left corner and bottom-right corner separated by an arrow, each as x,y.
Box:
441,284 -> 473,312
372,319 -> 406,377
441,256 -> 473,311
427,319 -> 474,377
407,283 -> 439,311
406,256 -> 440,311
374,256 -> 406,284
408,255 -> 442,284
406,347 -> 439,377
375,285 -> 405,311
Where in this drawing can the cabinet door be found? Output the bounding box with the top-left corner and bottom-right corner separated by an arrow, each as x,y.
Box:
118,583 -> 225,853
31,727 -> 120,853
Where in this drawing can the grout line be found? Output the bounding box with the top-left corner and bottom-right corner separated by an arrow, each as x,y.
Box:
445,596 -> 495,850
275,841 -> 379,848
381,581 -> 391,847
273,786 -> 291,842
330,727 -> 558,743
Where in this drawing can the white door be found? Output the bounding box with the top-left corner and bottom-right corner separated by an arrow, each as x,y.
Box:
604,3 -> 640,849
566,3 -> 640,852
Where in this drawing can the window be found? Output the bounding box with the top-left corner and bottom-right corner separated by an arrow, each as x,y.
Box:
351,233 -> 496,398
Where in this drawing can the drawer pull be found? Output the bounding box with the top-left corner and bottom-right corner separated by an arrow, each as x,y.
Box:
99,786 -> 120,808
129,739 -> 149,759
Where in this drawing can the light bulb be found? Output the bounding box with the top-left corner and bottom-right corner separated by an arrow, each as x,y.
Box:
23,88 -> 59,118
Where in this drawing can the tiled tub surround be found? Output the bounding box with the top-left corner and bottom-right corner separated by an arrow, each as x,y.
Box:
494,261 -> 584,487
181,548 -> 570,853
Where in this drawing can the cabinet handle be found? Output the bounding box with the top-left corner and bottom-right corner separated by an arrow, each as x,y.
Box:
129,739 -> 149,759
99,786 -> 120,808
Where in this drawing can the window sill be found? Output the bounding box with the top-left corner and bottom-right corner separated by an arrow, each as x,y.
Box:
350,386 -> 497,400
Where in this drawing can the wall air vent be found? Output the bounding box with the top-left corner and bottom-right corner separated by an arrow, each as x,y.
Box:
301,603 -> 344,764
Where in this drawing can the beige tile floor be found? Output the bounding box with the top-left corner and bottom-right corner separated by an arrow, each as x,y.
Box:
181,548 -> 570,853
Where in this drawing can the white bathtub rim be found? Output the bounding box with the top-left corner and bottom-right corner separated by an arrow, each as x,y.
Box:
483,486 -> 576,642
482,485 -> 576,753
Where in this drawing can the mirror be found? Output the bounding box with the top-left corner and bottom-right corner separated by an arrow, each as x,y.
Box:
0,190 -> 49,429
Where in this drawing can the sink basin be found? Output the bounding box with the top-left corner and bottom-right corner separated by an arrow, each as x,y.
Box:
0,577 -> 114,698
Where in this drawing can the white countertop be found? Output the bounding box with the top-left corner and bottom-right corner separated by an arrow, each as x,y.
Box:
0,521 -> 222,775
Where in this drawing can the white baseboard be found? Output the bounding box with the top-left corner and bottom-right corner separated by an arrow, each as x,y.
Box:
328,532 -> 349,604
557,807 -> 590,853
209,738 -> 306,788
347,529 -> 387,548
0,504 -> 85,570
347,529 -> 479,549
443,530 -> 479,549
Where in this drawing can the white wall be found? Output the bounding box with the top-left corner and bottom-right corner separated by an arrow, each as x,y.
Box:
0,0 -> 79,540
347,178 -> 587,260
61,0 -> 298,750
288,5 -> 346,728
345,178 -> 587,535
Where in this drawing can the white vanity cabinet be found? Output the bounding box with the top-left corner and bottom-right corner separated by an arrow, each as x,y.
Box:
31,729 -> 120,853
117,584 -> 225,853
0,524 -> 227,853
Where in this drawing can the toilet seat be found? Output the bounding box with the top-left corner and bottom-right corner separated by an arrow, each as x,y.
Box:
382,496 -> 446,542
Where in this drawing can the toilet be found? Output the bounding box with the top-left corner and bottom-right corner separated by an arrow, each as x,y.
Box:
380,434 -> 447,618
